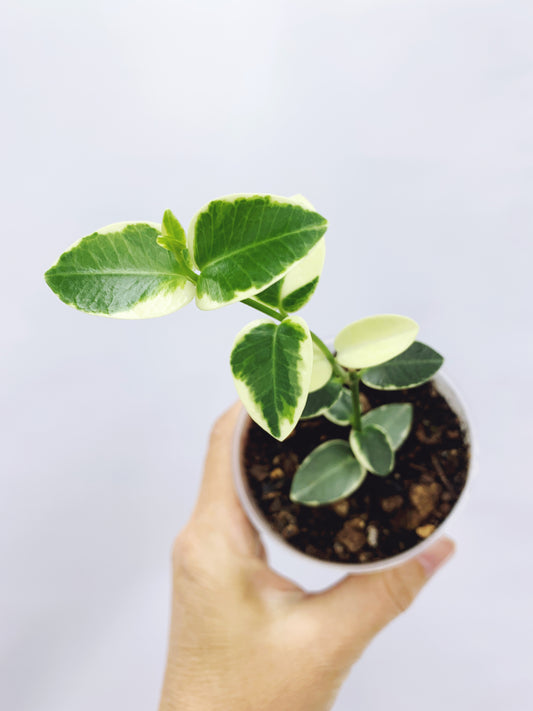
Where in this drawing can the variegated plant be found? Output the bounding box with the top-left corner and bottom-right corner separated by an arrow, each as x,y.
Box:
45,193 -> 444,507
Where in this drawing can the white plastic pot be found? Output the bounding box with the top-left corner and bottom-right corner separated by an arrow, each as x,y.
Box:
232,371 -> 475,574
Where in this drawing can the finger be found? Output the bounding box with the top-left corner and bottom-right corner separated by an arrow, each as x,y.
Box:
301,537 -> 455,659
196,401 -> 243,511
192,402 -> 263,558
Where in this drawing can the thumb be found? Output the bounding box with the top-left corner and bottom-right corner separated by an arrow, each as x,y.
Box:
302,537 -> 455,661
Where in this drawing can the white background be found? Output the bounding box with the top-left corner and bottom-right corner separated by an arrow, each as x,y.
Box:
1,1 -> 532,709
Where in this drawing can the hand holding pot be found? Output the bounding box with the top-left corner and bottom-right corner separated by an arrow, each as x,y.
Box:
159,404 -> 455,711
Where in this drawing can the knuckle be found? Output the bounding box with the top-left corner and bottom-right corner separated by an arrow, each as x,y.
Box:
171,519 -> 227,586
172,528 -> 201,569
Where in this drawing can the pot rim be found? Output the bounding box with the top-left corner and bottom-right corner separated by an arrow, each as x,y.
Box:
231,370 -> 476,574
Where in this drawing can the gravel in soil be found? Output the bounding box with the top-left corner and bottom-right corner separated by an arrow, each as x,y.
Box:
242,381 -> 470,563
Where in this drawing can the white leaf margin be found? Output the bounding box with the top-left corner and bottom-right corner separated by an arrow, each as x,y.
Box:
231,315 -> 313,441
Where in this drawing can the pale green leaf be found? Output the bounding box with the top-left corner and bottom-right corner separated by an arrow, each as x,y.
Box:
290,440 -> 366,506
309,342 -> 333,392
361,403 -> 413,450
350,425 -> 395,476
334,314 -> 419,369
157,210 -> 195,271
361,341 -> 444,390
188,194 -> 327,310
45,221 -> 195,318
324,387 -> 354,426
159,209 -> 186,250
301,376 -> 343,419
230,316 -> 313,440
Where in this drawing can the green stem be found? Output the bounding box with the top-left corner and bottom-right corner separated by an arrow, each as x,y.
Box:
176,257 -> 198,284
242,298 -> 282,321
349,370 -> 362,430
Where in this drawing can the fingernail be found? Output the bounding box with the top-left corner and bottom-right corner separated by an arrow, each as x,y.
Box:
417,538 -> 455,577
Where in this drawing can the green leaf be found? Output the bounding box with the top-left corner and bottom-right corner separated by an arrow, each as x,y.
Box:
361,341 -> 444,390
350,425 -> 395,476
324,387 -> 354,426
230,316 -> 313,441
301,376 -> 343,419
159,209 -> 187,250
309,342 -> 333,392
253,279 -> 282,309
282,276 -> 320,312
157,210 -> 195,271
334,314 -> 419,369
290,440 -> 366,506
255,237 -> 325,313
189,194 -> 327,310
361,403 -> 413,450
255,197 -> 325,314
45,221 -> 196,318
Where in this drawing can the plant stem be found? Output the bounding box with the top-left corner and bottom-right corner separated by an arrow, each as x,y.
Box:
242,298 -> 281,321
242,297 -> 347,382
349,370 -> 362,430
179,262 -> 198,284
166,244 -> 199,284
176,255 -> 198,284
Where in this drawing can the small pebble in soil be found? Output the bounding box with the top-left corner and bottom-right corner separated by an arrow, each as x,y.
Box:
333,542 -> 345,556
367,524 -> 379,548
269,467 -> 284,479
337,519 -> 367,553
409,483 -> 441,518
283,523 -> 299,538
407,509 -> 427,530
381,495 -> 404,513
416,423 -> 443,445
332,500 -> 350,517
416,524 -> 436,539
270,498 -> 282,513
250,464 -> 269,481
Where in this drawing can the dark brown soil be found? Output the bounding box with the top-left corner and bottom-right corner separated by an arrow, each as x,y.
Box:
242,381 -> 470,563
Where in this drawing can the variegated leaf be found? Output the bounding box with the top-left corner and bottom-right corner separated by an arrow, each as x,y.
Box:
301,376 -> 343,419
361,403 -> 413,450
230,316 -> 313,440
45,222 -> 195,318
361,341 -> 444,390
324,387 -> 354,426
255,238 -> 325,313
334,314 -> 419,369
350,425 -> 395,476
290,440 -> 366,506
309,342 -> 333,392
189,194 -> 327,310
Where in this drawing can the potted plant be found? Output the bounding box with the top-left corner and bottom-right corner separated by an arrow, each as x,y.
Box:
45,193 -> 472,571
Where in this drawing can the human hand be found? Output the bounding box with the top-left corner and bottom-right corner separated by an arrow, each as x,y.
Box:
159,403 -> 455,711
